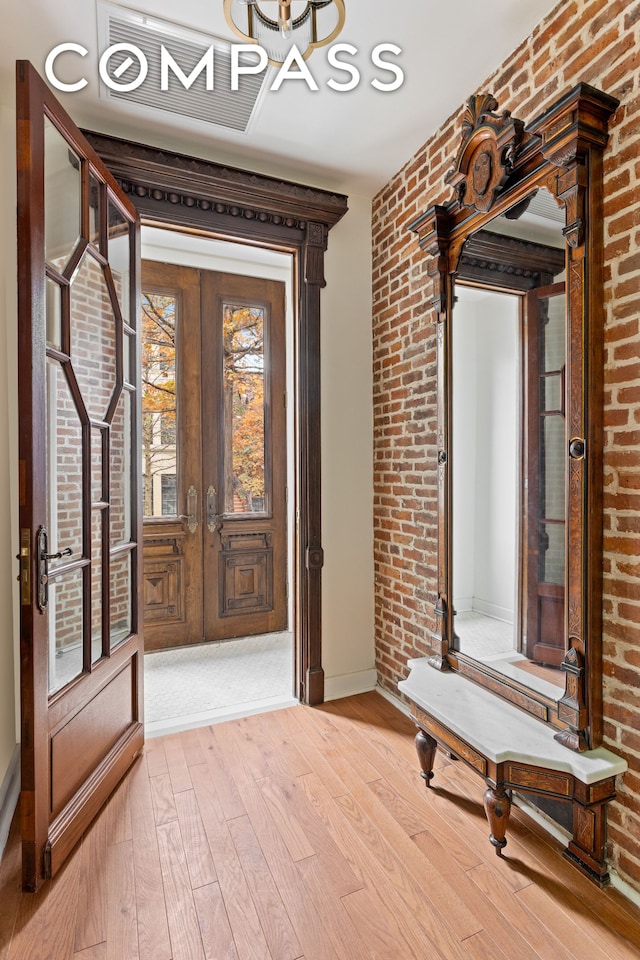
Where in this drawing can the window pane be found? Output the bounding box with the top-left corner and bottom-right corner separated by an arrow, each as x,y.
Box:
110,551 -> 132,649
111,391 -> 133,545
544,294 -> 565,370
89,173 -> 101,248
46,278 -> 62,350
44,117 -> 81,273
543,415 -> 565,522
47,359 -> 84,567
142,292 -> 177,518
49,568 -> 84,696
542,522 -> 565,585
92,509 -> 104,663
108,197 -> 132,325
223,303 -> 266,514
161,474 -> 177,516
92,427 -> 106,504
70,253 -> 118,423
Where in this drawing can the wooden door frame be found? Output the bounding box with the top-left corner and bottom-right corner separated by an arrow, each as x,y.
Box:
83,131 -> 348,705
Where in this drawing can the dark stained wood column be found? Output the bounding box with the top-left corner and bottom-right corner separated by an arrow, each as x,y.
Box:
298,222 -> 328,705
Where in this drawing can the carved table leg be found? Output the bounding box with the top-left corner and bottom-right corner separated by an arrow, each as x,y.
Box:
483,784 -> 512,854
415,730 -> 437,788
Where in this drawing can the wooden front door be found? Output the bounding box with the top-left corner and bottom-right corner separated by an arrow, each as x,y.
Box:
17,62 -> 143,890
141,262 -> 288,650
525,281 -> 567,666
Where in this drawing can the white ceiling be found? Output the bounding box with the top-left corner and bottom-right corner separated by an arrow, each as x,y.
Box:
4,0 -> 558,196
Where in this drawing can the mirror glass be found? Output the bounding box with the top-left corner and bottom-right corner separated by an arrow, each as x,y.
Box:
452,187 -> 567,699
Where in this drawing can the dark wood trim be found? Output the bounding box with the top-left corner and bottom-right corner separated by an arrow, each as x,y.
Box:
16,61 -> 144,892
409,701 -> 618,886
83,130 -> 348,706
408,83 -> 618,750
458,230 -> 565,291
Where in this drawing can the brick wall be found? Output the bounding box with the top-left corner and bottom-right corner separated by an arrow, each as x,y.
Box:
372,0 -> 640,887
50,255 -> 131,662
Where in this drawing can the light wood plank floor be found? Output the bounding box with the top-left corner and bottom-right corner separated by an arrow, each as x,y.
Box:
2,692 -> 640,959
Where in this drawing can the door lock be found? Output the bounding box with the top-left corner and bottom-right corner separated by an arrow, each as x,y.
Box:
206,485 -> 222,533
36,525 -> 71,612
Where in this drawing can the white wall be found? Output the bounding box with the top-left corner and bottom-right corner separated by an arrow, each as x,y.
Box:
453,287 -> 518,622
321,195 -> 376,698
0,94 -> 20,848
452,302 -> 478,609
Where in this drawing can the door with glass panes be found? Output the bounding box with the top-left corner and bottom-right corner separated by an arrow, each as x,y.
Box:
141,260 -> 288,650
17,61 -> 143,890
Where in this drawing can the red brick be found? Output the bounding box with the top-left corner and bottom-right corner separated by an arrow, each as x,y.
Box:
372,0 -> 640,889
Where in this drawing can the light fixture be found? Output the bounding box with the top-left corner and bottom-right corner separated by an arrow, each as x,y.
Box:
223,0 -> 346,67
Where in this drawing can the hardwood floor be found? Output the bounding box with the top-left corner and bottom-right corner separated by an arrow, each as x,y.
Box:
2,691 -> 640,959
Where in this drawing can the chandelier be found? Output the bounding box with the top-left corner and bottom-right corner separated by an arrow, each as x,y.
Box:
223,0 -> 346,67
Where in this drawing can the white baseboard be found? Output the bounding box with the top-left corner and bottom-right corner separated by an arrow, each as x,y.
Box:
472,598 -> 513,623
324,669 -> 377,702
376,682 -> 412,718
454,596 -> 473,613
0,745 -> 20,861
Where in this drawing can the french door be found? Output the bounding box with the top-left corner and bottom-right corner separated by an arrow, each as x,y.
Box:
525,281 -> 567,665
17,62 -> 143,890
141,261 -> 288,650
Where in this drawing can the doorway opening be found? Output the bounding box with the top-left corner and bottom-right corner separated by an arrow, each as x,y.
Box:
139,226 -> 297,735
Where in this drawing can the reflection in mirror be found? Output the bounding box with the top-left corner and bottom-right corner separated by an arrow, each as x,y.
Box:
452,188 -> 567,699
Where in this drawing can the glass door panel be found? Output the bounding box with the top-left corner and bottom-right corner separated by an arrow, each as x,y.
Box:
110,551 -> 132,649
17,60 -> 143,888
526,283 -> 566,666
141,291 -> 178,518
222,303 -> 267,515
48,570 -> 85,696
69,254 -> 118,423
110,390 -> 133,546
44,117 -> 81,273
46,358 -> 84,567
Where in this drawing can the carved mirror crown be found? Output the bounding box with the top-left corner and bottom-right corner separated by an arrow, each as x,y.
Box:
409,84 -> 619,752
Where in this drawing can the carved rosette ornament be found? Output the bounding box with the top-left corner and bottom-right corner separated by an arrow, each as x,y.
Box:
445,94 -> 525,214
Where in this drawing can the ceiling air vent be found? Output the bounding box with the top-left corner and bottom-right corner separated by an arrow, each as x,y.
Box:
97,2 -> 266,133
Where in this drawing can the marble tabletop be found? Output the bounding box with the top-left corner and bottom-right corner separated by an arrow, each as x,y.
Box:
399,657 -> 627,784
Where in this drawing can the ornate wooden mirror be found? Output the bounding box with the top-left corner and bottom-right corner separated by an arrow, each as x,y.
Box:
409,84 -> 619,752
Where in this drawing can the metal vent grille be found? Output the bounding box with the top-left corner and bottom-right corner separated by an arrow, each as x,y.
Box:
99,4 -> 265,133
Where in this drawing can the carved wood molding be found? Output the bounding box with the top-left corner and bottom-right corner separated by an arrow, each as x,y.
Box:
82,131 -> 348,231
458,230 -> 565,290
85,130 -> 348,709
445,94 -> 525,214
408,82 -> 619,752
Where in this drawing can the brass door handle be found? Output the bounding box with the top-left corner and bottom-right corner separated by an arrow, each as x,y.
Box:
36,526 -> 72,612
206,485 -> 221,533
179,485 -> 199,534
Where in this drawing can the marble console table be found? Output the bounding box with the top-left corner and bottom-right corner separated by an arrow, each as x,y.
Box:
399,658 -> 627,885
